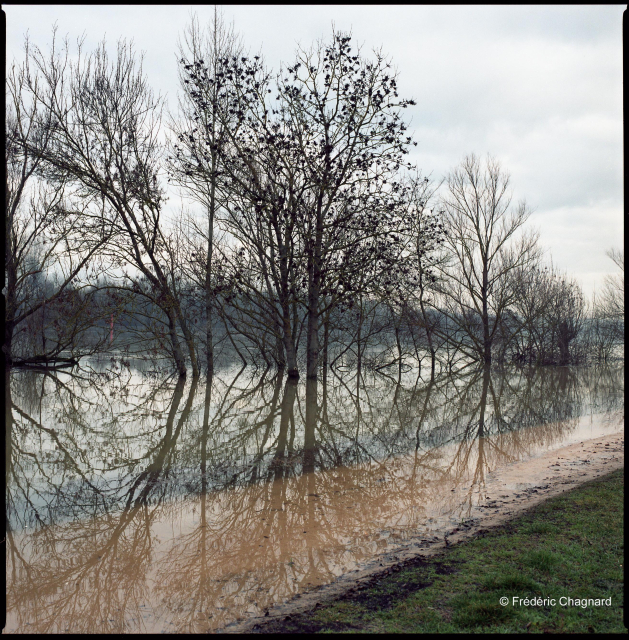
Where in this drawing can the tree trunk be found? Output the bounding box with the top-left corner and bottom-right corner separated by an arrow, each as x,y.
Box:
306,280 -> 320,380
275,334 -> 286,369
558,321 -> 570,365
273,378 -> 297,480
178,314 -> 199,377
306,195 -> 324,380
322,317 -> 329,387
281,294 -> 298,378
205,257 -> 213,374
356,297 -> 363,376
166,308 -> 187,377
478,364 -> 491,438
3,318 -> 14,369
482,266 -> 491,364
205,148 -> 217,375
303,378 -> 317,474
4,259 -> 17,368
284,335 -> 298,378
417,272 -> 436,378
395,315 -> 403,378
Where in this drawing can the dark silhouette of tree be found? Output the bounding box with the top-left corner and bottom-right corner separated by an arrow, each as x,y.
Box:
180,30 -> 419,381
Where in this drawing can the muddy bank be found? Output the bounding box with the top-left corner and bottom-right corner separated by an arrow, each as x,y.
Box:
219,430 -> 624,634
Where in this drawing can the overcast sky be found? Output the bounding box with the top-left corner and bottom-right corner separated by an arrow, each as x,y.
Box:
5,4 -> 624,297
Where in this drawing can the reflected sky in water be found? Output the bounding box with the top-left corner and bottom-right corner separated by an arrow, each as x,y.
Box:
5,362 -> 624,632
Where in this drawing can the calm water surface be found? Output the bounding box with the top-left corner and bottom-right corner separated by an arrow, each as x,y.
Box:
5,361 -> 624,632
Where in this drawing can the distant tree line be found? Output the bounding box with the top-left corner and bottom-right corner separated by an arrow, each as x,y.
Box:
5,14 -> 624,377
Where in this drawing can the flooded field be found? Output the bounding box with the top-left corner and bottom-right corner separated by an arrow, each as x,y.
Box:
5,361 -> 624,633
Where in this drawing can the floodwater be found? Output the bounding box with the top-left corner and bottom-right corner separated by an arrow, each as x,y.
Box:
4,361 -> 624,633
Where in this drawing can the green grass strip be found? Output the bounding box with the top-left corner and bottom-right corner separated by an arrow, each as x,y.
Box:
256,468 -> 625,634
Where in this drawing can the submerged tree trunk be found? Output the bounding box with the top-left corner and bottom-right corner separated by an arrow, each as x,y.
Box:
273,378 -> 298,480
284,338 -> 298,378
417,272 -> 436,379
558,321 -> 570,365
356,296 -> 363,376
478,364 -> 491,439
303,378 -> 318,474
200,371 -> 213,494
275,334 -> 286,369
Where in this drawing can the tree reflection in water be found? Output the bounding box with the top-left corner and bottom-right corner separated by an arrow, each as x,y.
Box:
5,362 -> 624,632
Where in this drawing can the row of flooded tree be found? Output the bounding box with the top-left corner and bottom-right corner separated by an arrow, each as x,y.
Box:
7,362 -> 623,531
5,13 -> 624,376
5,362 -> 624,632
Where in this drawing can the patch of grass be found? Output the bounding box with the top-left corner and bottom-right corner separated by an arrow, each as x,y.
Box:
254,468 -> 625,634
520,521 -> 559,535
522,549 -> 562,572
481,571 -> 542,592
451,594 -> 517,628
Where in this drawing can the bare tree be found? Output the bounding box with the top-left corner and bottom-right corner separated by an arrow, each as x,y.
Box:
506,257 -> 590,366
277,32 -> 418,381
437,154 -> 541,365
504,262 -> 553,364
548,273 -> 586,365
5,45 -> 111,368
599,248 -> 624,325
399,172 -> 445,376
167,9 -> 244,373
180,30 -> 419,383
21,31 -> 198,377
590,247 -> 624,361
178,45 -> 308,377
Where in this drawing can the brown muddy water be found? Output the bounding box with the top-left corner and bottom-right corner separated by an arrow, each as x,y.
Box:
4,362 -> 624,633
